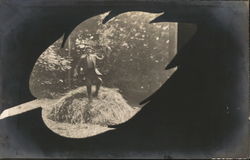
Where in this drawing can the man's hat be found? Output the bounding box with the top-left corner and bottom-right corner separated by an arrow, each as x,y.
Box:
84,45 -> 94,50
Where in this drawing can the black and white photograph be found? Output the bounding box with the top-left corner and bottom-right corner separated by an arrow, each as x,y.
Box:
0,0 -> 249,159
29,11 -> 177,138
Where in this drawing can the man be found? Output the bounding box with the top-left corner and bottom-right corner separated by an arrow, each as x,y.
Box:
74,46 -> 104,102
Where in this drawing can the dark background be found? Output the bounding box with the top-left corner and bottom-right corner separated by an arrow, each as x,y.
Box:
0,0 -> 248,158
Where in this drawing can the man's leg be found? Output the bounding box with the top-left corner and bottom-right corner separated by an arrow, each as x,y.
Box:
94,77 -> 103,98
86,78 -> 92,102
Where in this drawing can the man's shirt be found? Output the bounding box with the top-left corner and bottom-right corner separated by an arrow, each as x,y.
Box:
79,54 -> 103,76
81,54 -> 97,69
86,55 -> 94,69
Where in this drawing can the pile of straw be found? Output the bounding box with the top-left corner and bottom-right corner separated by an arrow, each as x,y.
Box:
46,87 -> 137,126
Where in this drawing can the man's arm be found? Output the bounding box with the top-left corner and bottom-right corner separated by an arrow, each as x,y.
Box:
95,54 -> 104,60
74,55 -> 85,76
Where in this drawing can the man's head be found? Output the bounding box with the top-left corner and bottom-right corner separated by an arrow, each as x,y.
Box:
85,46 -> 93,55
